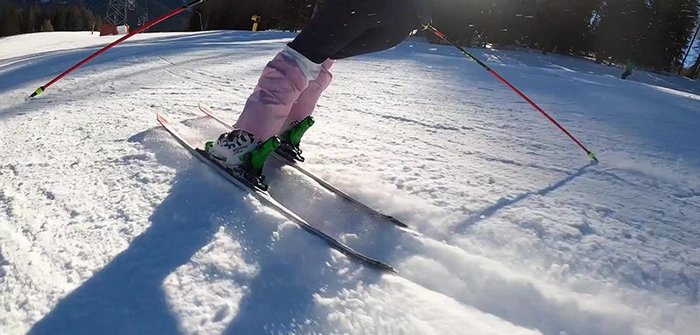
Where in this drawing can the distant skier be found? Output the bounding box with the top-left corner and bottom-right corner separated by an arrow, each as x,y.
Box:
206,0 -> 427,185
621,61 -> 635,79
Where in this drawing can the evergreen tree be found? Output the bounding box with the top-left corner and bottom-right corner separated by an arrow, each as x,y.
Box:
594,0 -> 699,70
646,0 -> 700,71
277,0 -> 313,31
594,0 -> 651,65
20,5 -> 37,33
67,5 -> 84,31
53,6 -> 68,31
0,2 -> 21,37
480,0 -> 539,47
531,0 -> 599,54
41,18 -> 54,32
79,4 -> 96,30
425,0 -> 488,46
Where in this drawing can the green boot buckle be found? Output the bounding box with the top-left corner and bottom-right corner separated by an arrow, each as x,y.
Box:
279,116 -> 315,161
283,116 -> 315,149
241,136 -> 281,176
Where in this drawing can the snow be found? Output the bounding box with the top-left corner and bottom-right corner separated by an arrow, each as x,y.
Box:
1,30 -> 699,334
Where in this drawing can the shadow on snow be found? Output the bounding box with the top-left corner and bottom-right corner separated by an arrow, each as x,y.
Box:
28,125 -> 394,334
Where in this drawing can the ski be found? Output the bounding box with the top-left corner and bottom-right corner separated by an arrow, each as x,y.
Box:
157,113 -> 396,273
197,103 -> 409,229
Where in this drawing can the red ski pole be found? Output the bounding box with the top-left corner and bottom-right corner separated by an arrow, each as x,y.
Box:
26,0 -> 209,101
425,24 -> 598,162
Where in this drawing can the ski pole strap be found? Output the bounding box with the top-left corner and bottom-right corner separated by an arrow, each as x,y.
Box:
285,116 -> 315,148
247,136 -> 282,174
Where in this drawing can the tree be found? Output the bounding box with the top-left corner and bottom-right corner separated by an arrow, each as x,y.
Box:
67,5 -> 84,31
594,0 -> 651,64
20,5 -> 37,33
52,6 -> 69,31
530,0 -> 599,54
41,18 -> 54,32
594,0 -> 699,71
277,0 -> 313,31
478,0 -> 540,47
78,4 -> 96,30
425,0 -> 598,53
645,0 -> 700,71
0,2 -> 21,37
424,0 -> 489,46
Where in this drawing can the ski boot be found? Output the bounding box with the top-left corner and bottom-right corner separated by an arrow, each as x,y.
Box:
205,129 -> 280,191
276,116 -> 315,162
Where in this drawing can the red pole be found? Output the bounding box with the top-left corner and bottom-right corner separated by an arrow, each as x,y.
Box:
425,25 -> 598,162
26,0 -> 208,101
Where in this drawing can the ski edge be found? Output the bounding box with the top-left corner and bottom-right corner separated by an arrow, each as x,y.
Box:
197,103 -> 410,229
156,112 -> 397,273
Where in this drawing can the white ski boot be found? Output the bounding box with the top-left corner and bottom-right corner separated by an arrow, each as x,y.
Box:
205,129 -> 280,190
207,129 -> 257,165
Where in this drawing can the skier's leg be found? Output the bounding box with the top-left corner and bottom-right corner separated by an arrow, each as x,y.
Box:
209,48 -> 311,173
233,0 -> 383,141
274,0 -> 421,161
274,59 -> 334,161
283,59 -> 334,132
281,0 -> 421,127
282,0 -> 421,128
228,0 -> 421,166
233,48 -> 311,141
271,0 -> 395,155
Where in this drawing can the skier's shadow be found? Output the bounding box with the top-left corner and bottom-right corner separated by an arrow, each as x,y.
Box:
28,165 -> 237,334
28,128 -> 389,335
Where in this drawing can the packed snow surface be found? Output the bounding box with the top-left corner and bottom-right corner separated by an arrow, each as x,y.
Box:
1,31 -> 699,335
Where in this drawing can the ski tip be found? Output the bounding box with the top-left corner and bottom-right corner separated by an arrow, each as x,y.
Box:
198,102 -> 211,112
156,113 -> 169,124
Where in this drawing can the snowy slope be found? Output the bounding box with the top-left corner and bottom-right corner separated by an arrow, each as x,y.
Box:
1,31 -> 699,335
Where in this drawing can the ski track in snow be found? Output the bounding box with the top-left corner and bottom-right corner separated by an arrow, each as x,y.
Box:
1,31 -> 699,335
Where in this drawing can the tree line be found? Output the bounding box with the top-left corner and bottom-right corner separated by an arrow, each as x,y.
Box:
0,1 -> 100,37
186,0 -> 313,32
438,0 -> 700,76
188,0 -> 700,76
429,0 -> 700,74
1,0 -> 698,77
